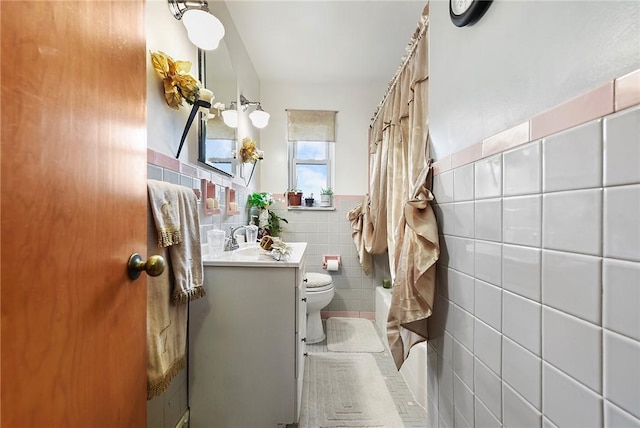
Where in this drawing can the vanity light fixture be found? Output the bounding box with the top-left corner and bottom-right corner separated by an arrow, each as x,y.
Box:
221,101 -> 238,128
220,96 -> 270,129
168,0 -> 225,51
248,104 -> 270,129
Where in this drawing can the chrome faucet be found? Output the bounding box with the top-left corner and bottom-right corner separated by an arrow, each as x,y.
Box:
224,225 -> 245,251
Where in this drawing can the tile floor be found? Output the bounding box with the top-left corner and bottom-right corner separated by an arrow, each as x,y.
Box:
305,321 -> 429,427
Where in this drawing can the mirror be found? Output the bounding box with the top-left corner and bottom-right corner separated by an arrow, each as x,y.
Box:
198,41 -> 237,177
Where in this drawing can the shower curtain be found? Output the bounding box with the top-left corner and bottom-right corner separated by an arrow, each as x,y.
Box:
363,5 -> 439,369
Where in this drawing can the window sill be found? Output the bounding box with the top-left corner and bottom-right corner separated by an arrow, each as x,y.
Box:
287,206 -> 336,211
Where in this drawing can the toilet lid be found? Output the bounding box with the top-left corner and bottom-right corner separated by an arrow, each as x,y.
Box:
305,272 -> 333,289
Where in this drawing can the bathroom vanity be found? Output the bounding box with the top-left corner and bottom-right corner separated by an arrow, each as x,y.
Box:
188,242 -> 307,427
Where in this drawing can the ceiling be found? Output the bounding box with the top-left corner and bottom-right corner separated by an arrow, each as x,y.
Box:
225,1 -> 427,87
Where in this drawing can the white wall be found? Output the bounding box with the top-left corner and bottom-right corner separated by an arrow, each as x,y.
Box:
429,0 -> 640,160
259,82 -> 381,196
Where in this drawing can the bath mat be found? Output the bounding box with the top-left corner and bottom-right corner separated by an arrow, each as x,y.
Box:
299,353 -> 403,427
326,317 -> 385,353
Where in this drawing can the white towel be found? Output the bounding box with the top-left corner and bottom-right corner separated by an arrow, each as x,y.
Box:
147,179 -> 205,303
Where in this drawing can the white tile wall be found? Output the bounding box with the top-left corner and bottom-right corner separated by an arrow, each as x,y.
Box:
503,382 -> 542,427
475,279 -> 502,331
474,319 -> 502,375
543,362 -> 603,427
542,189 -> 603,255
475,154 -> 503,199
604,330 -> 640,419
541,250 -> 602,324
605,401 -> 640,428
475,357 -> 502,421
503,291 -> 541,356
502,337 -> 542,410
475,240 -> 502,286
454,163 -> 475,201
604,184 -> 640,261
603,259 -> 640,341
475,198 -> 502,242
502,244 -> 541,301
503,195 -> 542,247
503,140 -> 542,196
453,338 -> 475,388
427,107 -> 640,427
454,201 -> 475,238
543,306 -> 602,392
542,120 -> 602,193
603,106 -> 640,187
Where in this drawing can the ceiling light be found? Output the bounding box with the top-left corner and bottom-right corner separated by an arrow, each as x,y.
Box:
168,0 -> 225,51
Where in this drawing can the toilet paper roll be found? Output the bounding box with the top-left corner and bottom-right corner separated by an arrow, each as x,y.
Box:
326,259 -> 339,271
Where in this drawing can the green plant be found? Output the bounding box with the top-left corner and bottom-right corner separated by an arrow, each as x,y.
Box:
320,187 -> 334,195
247,192 -> 273,209
287,188 -> 302,194
267,210 -> 288,237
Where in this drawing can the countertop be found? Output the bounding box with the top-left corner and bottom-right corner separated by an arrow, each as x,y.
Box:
202,242 -> 307,268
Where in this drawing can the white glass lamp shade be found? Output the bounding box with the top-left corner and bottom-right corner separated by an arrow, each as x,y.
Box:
221,109 -> 238,128
182,9 -> 225,51
249,109 -> 270,128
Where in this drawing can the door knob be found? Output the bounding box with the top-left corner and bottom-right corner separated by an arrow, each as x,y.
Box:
127,253 -> 165,280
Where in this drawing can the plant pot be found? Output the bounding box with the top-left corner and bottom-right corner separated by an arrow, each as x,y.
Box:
320,194 -> 332,207
287,192 -> 302,206
305,198 -> 314,207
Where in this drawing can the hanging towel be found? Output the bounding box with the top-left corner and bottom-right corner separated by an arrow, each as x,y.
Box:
347,197 -> 372,275
146,203 -> 187,399
147,179 -> 205,304
387,164 -> 439,369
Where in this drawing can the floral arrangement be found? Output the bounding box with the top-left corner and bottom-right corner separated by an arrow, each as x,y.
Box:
270,240 -> 292,261
247,192 -> 273,209
239,137 -> 264,164
150,51 -> 200,110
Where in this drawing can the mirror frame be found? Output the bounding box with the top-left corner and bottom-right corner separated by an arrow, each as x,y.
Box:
197,48 -> 236,178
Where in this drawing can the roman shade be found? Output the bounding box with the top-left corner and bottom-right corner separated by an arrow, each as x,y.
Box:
287,109 -> 337,142
207,114 -> 235,140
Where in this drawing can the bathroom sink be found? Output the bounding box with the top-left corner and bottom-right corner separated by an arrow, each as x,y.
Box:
232,245 -> 264,260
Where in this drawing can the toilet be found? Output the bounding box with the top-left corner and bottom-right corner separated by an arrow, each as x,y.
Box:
304,272 -> 335,344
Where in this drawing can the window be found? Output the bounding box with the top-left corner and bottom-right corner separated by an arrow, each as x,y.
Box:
286,109 -> 337,198
289,140 -> 333,197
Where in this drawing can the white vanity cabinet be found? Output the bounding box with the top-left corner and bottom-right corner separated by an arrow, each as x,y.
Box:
188,243 -> 307,427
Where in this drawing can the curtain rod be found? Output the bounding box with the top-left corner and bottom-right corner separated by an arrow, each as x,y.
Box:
370,14 -> 429,127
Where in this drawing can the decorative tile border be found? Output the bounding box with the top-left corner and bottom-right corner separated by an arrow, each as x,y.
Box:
433,69 -> 639,176
530,81 -> 614,140
482,121 -> 530,158
615,69 -> 640,112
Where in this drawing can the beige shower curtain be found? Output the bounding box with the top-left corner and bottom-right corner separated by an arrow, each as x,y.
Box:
363,6 -> 439,369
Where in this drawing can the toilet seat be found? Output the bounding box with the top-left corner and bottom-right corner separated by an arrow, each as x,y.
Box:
305,272 -> 333,292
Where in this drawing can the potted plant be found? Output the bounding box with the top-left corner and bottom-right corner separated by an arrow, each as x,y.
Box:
286,188 -> 303,206
266,210 -> 288,237
305,193 -> 315,207
320,187 -> 333,207
247,192 -> 271,235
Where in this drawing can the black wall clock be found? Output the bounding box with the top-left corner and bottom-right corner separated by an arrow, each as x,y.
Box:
450,0 -> 492,27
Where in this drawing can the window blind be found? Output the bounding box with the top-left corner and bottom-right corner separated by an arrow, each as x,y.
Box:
287,109 -> 337,142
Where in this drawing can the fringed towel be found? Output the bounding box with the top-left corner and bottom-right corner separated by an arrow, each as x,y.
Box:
147,179 -> 205,303
347,197 -> 372,275
146,180 -> 205,399
387,164 -> 439,369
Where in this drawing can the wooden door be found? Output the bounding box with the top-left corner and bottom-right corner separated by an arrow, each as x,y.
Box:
1,1 -> 147,426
